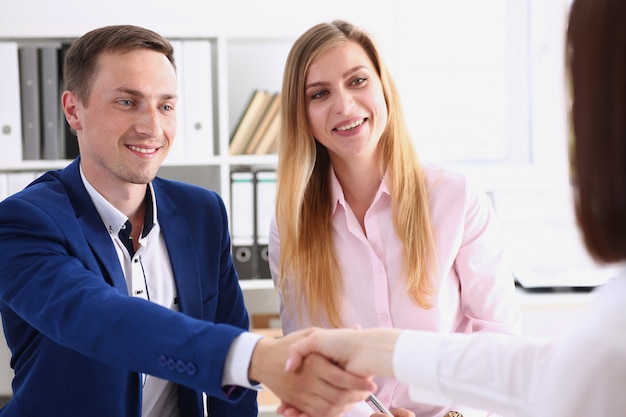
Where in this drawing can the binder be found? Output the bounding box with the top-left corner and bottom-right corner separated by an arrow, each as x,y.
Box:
40,44 -> 62,160
0,42 -> 24,164
254,169 -> 276,279
181,40 -> 214,161
18,45 -> 41,160
165,39 -> 186,164
230,169 -> 256,279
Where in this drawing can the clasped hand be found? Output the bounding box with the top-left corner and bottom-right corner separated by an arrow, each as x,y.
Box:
249,328 -> 376,417
269,327 -> 412,417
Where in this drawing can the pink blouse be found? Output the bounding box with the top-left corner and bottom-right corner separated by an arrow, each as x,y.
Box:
269,163 -> 521,416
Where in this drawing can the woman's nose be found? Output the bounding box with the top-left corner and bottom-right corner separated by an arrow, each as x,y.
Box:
332,89 -> 356,114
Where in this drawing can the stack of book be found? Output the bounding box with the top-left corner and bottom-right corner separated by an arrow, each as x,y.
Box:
229,90 -> 281,155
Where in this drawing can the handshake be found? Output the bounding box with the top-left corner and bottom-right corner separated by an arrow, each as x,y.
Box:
249,326 -> 405,417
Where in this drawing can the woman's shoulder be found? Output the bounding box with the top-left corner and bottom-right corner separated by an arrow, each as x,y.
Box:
422,162 -> 492,211
422,162 -> 468,192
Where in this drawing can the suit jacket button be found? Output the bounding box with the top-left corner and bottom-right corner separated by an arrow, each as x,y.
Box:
186,363 -> 197,375
159,355 -> 168,367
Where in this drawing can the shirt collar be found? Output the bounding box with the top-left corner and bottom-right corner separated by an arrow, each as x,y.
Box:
329,166 -> 391,215
79,165 -> 157,238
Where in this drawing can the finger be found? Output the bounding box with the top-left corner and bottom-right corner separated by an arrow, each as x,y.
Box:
291,354 -> 374,417
284,339 -> 311,372
389,407 -> 416,417
277,403 -> 309,417
313,354 -> 376,392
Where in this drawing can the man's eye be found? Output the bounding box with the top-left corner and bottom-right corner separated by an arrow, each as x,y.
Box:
118,99 -> 133,106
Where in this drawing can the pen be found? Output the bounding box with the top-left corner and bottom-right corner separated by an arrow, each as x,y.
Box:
367,394 -> 392,415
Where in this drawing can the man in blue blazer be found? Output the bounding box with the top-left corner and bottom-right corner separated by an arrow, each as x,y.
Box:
0,25 -> 374,417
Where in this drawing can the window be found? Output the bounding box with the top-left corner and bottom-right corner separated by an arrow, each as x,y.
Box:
393,0 -> 569,190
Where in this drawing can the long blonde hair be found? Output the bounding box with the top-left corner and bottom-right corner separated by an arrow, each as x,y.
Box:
276,20 -> 436,327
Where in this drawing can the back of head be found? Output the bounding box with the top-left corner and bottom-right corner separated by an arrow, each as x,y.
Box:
63,25 -> 175,105
568,0 -> 626,263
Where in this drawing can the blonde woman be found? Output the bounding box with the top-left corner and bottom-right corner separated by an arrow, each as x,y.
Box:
270,20 -> 521,417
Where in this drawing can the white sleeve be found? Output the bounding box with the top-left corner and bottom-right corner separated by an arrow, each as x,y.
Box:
394,329 -> 554,417
222,331 -> 263,389
392,276 -> 626,417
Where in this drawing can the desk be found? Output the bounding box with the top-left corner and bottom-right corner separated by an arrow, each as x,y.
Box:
515,286 -> 595,337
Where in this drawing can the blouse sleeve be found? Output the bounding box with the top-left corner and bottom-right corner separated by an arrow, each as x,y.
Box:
455,179 -> 522,334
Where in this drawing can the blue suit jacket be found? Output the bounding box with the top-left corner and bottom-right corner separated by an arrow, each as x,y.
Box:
0,159 -> 257,416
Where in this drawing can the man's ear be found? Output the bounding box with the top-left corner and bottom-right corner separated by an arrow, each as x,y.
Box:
62,91 -> 82,132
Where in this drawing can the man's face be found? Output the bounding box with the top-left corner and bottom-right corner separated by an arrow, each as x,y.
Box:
66,49 -> 178,190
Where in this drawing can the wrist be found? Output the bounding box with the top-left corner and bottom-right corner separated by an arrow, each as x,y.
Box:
248,336 -> 271,383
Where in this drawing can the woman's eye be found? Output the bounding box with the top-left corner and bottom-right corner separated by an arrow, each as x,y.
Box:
311,90 -> 328,100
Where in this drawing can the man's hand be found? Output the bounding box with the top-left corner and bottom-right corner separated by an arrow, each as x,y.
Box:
249,328 -> 376,417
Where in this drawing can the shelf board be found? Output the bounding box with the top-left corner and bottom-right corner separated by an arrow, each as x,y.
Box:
228,154 -> 278,167
238,279 -> 274,290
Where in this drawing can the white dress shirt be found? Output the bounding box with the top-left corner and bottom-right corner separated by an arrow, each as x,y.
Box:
394,271 -> 626,417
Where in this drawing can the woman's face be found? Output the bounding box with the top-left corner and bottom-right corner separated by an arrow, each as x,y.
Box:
304,40 -> 388,164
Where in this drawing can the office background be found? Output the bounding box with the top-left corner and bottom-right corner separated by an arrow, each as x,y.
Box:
0,0 -> 599,413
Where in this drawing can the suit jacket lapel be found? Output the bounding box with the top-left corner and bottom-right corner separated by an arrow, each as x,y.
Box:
154,186 -> 203,319
59,159 -> 128,294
